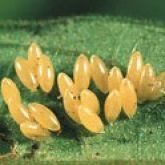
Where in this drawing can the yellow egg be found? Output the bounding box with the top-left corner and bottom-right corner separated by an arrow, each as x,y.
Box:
38,55 -> 55,93
104,90 -> 121,123
80,89 -> 100,114
126,51 -> 143,90
28,103 -> 61,132
8,100 -> 32,125
120,78 -> 137,118
1,78 -> 21,104
63,90 -> 81,123
73,54 -> 91,91
28,42 -> 42,77
57,72 -> 74,97
78,106 -> 104,133
138,64 -> 155,102
15,57 -> 38,91
108,67 -> 123,92
20,121 -> 50,141
90,55 -> 108,93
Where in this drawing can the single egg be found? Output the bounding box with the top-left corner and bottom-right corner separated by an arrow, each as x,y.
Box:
15,57 -> 38,91
120,78 -> 137,118
57,72 -> 74,97
73,54 -> 91,91
28,103 -> 61,132
90,55 -> 108,93
138,64 -> 155,102
126,51 -> 143,90
104,90 -> 121,123
1,78 -> 21,104
63,89 -> 81,123
80,89 -> 100,114
8,100 -> 32,124
108,66 -> 123,92
78,105 -> 104,133
38,54 -> 55,93
28,42 -> 42,77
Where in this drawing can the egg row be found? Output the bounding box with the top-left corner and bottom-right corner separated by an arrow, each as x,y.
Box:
1,78 -> 60,140
14,43 -> 165,101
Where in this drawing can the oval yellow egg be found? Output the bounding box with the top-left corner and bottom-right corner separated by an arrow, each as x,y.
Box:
120,78 -> 137,118
8,100 -> 32,125
73,54 -> 91,91
15,57 -> 38,91
1,78 -> 21,105
57,72 -> 74,97
63,90 -> 81,124
78,106 -> 104,133
28,42 -> 42,77
20,121 -> 50,141
138,64 -> 155,102
108,67 -> 123,92
126,51 -> 143,90
104,90 -> 121,123
90,55 -> 108,93
38,55 -> 55,93
80,89 -> 100,114
28,103 -> 61,132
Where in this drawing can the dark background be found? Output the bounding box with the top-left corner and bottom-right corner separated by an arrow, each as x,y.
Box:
0,0 -> 164,21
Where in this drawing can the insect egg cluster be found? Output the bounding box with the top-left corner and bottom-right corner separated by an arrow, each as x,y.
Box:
126,51 -> 165,102
105,51 -> 165,123
1,78 -> 61,140
1,43 -> 165,141
15,43 -> 55,93
58,54 -> 104,133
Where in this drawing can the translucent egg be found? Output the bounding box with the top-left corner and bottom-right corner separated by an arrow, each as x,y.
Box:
90,55 -> 108,93
120,78 -> 137,118
20,121 -> 50,141
80,89 -> 100,114
108,67 -> 123,92
15,57 -> 38,91
28,103 -> 61,132
127,51 -> 143,90
38,55 -> 55,93
1,78 -> 21,104
104,90 -> 121,123
73,54 -> 91,91
78,105 -> 104,133
57,72 -> 74,97
63,90 -> 81,123
7,100 -> 32,124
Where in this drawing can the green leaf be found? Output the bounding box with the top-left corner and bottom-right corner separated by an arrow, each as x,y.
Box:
0,16 -> 165,162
